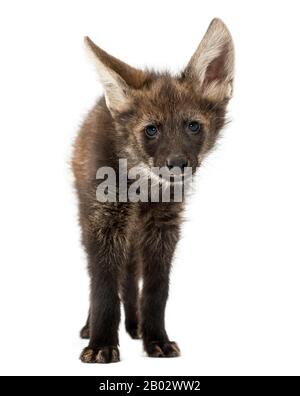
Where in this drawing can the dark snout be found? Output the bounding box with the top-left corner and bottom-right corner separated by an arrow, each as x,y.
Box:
166,155 -> 188,171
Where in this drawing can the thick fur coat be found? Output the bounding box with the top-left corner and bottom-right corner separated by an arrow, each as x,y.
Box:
72,18 -> 234,363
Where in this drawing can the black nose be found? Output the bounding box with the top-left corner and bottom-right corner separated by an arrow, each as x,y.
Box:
166,155 -> 188,171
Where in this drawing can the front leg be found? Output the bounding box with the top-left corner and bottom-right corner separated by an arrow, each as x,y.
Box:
81,262 -> 121,363
80,203 -> 132,364
141,205 -> 181,357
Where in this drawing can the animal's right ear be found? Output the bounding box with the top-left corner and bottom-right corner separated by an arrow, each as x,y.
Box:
84,37 -> 147,114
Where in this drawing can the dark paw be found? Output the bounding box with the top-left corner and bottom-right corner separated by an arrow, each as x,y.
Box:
126,324 -> 141,340
80,324 -> 90,339
145,341 -> 180,358
80,346 -> 120,363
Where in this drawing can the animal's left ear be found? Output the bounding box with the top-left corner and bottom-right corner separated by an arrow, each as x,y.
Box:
184,18 -> 234,101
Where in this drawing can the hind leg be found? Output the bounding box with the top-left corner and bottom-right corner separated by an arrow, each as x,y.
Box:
80,312 -> 90,339
121,248 -> 141,339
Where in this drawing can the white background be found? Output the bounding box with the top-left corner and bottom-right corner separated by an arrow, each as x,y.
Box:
0,0 -> 299,376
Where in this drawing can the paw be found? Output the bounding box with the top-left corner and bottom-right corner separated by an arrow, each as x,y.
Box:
126,323 -> 141,340
80,324 -> 90,339
145,341 -> 180,358
80,346 -> 120,363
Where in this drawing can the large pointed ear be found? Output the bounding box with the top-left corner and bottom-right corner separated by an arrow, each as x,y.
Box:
184,18 -> 234,102
84,37 -> 147,113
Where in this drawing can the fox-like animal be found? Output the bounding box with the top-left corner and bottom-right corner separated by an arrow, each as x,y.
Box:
72,18 -> 234,363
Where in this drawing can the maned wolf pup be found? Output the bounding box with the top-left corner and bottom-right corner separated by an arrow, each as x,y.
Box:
72,18 -> 234,363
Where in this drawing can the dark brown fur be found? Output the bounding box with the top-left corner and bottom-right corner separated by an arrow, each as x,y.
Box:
72,19 -> 234,363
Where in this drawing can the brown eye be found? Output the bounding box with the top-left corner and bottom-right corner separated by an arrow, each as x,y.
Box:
145,124 -> 158,138
188,121 -> 200,133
